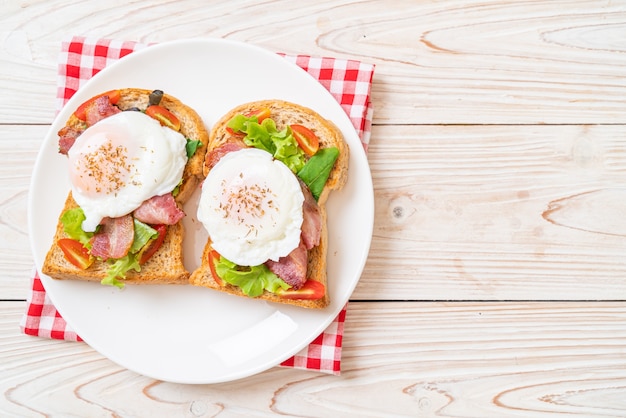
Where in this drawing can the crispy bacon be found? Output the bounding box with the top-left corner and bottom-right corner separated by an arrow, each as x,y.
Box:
300,180 -> 322,249
205,140 -> 247,169
267,183 -> 321,289
89,214 -> 134,260
265,240 -> 308,289
57,95 -> 120,154
85,95 -> 121,127
57,126 -> 84,155
133,193 -> 185,225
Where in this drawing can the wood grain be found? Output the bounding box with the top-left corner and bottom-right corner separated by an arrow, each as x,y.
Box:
0,126 -> 46,300
1,1 -> 626,124
1,0 -> 626,415
356,123 -> 626,301
2,302 -> 626,417
5,124 -> 626,301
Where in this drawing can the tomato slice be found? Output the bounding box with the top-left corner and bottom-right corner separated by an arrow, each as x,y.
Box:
145,105 -> 181,131
290,124 -> 320,156
276,279 -> 325,300
73,90 -> 121,121
245,107 -> 271,124
58,238 -> 94,270
208,250 -> 224,286
137,224 -> 167,265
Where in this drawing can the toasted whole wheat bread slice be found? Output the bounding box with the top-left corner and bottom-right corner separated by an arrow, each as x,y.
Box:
190,100 -> 349,307
41,88 -> 209,285
43,193 -> 189,284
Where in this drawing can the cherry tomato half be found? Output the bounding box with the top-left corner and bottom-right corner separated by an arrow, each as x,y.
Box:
138,225 -> 167,265
145,105 -> 181,131
277,279 -> 325,300
73,90 -> 121,121
290,124 -> 320,156
58,238 -> 94,270
208,250 -> 224,286
245,107 -> 271,124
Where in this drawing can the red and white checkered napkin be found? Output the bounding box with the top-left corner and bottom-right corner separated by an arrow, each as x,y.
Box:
21,36 -> 374,376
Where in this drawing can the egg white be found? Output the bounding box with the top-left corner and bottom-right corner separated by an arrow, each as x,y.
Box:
67,111 -> 188,232
198,148 -> 304,267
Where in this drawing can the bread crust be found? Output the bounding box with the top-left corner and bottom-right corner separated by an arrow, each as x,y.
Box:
41,88 -> 209,285
189,100 -> 349,308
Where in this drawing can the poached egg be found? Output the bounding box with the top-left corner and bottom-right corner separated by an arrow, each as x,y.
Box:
67,111 -> 188,232
197,148 -> 304,266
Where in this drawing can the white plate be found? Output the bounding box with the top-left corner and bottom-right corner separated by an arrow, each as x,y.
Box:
28,38 -> 373,384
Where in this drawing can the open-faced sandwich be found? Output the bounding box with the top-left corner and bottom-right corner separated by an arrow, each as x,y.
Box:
42,88 -> 209,287
189,100 -> 349,308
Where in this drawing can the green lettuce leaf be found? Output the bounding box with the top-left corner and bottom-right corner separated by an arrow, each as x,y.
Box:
244,118 -> 277,154
60,207 -> 94,246
130,219 -> 158,253
226,113 -> 251,133
272,126 -> 306,173
102,254 -> 140,289
227,114 -> 306,173
215,256 -> 290,297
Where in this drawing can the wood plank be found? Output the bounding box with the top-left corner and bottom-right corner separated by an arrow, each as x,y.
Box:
0,126 -> 46,300
2,301 -> 625,416
1,1 -> 626,124
5,124 -> 626,301
355,124 -> 626,300
2,1 -> 625,415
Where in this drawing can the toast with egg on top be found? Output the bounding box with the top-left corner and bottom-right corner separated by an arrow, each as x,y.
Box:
190,100 -> 349,308
41,88 -> 209,286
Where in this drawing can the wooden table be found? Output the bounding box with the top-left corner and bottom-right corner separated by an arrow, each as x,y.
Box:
2,1 -> 625,416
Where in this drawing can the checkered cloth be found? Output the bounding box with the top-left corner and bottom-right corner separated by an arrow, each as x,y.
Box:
21,36 -> 374,376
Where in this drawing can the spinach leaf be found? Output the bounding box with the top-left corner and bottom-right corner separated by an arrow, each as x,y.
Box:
297,147 -> 339,201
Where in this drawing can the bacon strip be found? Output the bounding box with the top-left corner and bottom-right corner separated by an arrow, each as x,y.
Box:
57,126 -> 84,155
300,181 -> 322,249
133,194 -> 185,225
85,95 -> 121,127
57,95 -> 120,154
90,214 -> 134,260
265,240 -> 308,289
205,140 -> 247,170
